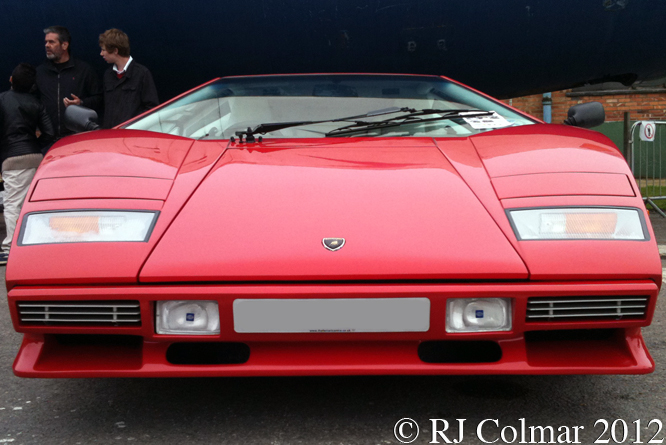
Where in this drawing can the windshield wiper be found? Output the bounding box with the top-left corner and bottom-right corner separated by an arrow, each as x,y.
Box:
325,108 -> 494,137
233,106 -> 415,142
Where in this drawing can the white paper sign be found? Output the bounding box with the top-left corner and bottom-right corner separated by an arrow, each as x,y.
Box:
640,121 -> 656,142
462,111 -> 511,129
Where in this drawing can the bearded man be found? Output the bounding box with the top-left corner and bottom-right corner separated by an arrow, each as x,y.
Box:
36,26 -> 102,139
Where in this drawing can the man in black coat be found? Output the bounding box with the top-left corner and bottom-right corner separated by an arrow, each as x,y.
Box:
99,28 -> 159,128
36,26 -> 102,138
0,63 -> 55,264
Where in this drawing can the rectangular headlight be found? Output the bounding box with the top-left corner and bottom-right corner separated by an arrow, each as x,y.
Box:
446,298 -> 512,333
156,301 -> 220,335
507,207 -> 646,240
20,211 -> 158,245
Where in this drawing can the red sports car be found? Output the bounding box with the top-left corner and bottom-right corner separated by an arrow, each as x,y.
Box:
5,74 -> 661,377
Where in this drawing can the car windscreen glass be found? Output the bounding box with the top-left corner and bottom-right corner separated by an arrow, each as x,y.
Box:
124,75 -> 535,139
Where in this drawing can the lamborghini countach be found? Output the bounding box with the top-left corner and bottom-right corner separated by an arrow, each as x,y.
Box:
5,74 -> 660,377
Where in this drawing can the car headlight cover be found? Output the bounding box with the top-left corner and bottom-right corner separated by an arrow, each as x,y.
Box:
507,207 -> 646,240
20,211 -> 158,245
156,301 -> 220,335
446,298 -> 512,333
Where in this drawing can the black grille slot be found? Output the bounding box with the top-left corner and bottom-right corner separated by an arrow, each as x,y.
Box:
526,296 -> 648,322
418,341 -> 502,364
166,342 -> 251,365
18,301 -> 141,326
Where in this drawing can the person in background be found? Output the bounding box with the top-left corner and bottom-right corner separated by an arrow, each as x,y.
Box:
0,63 -> 54,265
36,26 -> 102,139
99,28 -> 158,128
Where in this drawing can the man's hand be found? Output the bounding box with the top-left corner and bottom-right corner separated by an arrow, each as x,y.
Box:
63,94 -> 82,107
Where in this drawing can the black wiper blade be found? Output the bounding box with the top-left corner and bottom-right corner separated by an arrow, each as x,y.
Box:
234,106 -> 415,142
325,109 -> 494,137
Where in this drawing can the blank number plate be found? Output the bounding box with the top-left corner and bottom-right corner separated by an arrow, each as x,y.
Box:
233,298 -> 430,333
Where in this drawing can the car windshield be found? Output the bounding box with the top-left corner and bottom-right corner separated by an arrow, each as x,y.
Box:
124,75 -> 535,139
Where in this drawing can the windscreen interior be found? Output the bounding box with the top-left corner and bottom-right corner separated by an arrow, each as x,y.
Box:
125,75 -> 535,139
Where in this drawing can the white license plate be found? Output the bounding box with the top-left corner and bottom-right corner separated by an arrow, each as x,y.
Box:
233,298 -> 430,333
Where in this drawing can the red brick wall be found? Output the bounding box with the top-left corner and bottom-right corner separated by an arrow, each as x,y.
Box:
501,90 -> 666,123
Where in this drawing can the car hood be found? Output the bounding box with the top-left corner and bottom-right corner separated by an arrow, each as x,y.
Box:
139,138 -> 528,282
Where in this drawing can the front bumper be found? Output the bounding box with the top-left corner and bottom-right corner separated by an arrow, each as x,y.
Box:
8,281 -> 658,377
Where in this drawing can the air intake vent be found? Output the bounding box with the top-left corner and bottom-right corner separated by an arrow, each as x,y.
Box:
18,301 -> 141,326
526,296 -> 648,321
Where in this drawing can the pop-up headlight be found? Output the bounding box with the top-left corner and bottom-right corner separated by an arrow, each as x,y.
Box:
507,207 -> 646,240
156,301 -> 220,335
446,298 -> 512,333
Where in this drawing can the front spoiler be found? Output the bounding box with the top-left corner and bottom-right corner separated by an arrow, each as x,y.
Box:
14,328 -> 654,377
8,281 -> 658,377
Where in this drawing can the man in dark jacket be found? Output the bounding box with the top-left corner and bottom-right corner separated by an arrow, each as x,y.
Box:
0,63 -> 55,264
99,28 -> 158,128
36,26 -> 102,138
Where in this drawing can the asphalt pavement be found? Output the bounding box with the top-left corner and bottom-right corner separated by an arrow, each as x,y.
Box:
651,212 -> 666,255
0,214 -> 664,445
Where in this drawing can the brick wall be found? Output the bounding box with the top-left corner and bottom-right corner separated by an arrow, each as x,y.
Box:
501,90 -> 666,123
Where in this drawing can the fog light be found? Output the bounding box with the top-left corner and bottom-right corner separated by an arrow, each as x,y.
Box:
156,301 -> 220,335
446,298 -> 512,333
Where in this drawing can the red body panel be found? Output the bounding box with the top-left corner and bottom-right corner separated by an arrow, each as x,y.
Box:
492,172 -> 635,199
472,124 -> 629,177
39,130 -> 194,179
31,176 -> 173,201
5,76 -> 661,377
